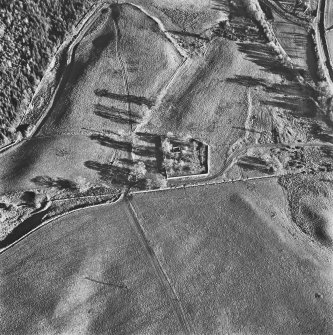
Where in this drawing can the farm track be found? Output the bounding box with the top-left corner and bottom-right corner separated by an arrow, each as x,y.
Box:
126,198 -> 194,335
112,4 -> 133,132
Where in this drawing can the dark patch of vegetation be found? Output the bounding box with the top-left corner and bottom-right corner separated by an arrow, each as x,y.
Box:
20,191 -> 37,207
0,209 -> 47,249
84,160 -> 147,190
279,174 -> 333,248
213,15 -> 266,43
31,176 -> 78,191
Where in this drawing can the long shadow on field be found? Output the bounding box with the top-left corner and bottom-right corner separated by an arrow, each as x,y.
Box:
85,161 -> 131,185
237,156 -> 273,174
85,131 -> 167,187
237,42 -> 297,80
84,161 -> 147,189
227,73 -> 318,118
211,0 -> 230,12
31,176 -> 78,191
94,103 -> 141,124
90,134 -> 133,152
95,89 -> 154,108
310,123 -> 333,144
136,133 -> 165,174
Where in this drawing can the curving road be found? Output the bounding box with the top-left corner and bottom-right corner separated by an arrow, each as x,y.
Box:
314,0 -> 333,90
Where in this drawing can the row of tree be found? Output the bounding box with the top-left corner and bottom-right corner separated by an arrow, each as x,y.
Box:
241,0 -> 293,67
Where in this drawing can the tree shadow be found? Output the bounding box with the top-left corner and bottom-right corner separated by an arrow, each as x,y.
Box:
211,0 -> 230,12
90,134 -> 132,152
86,131 -> 168,187
167,30 -> 209,41
84,161 -> 131,185
232,126 -> 263,134
310,123 -> 333,144
94,103 -> 141,124
320,145 -> 333,157
84,160 -> 147,189
226,75 -> 269,88
237,42 -> 296,80
31,176 -> 78,191
92,32 -> 115,49
135,132 -> 165,174
94,89 -> 154,108
227,73 -> 318,119
117,158 -> 163,175
261,95 -> 317,118
237,156 -> 273,174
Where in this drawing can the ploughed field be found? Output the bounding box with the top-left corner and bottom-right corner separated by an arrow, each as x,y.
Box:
1,180 -> 333,334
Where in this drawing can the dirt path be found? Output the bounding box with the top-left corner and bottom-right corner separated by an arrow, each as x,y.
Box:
126,198 -> 194,335
111,4 -> 133,132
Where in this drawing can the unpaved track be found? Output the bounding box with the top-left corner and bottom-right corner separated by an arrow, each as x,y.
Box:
112,4 -> 133,132
126,198 -> 194,335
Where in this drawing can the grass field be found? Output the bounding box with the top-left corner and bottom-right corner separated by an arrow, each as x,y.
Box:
0,201 -> 184,334
140,35 -> 285,176
132,179 -> 333,334
0,4 -> 185,195
2,179 -> 332,333
0,0 -> 221,147
271,14 -> 311,74
0,136 -> 122,194
2,1 -> 333,333
37,4 -> 183,136
325,0 -> 333,28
